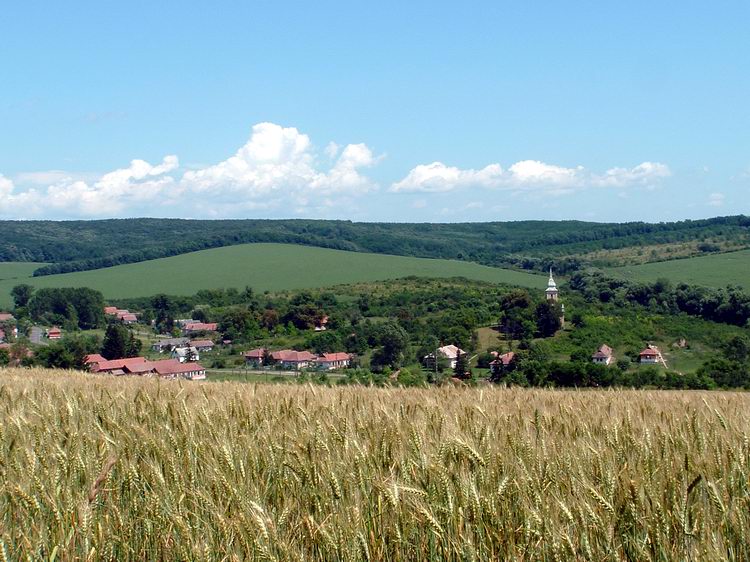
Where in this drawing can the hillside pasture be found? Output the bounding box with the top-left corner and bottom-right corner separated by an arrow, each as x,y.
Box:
1,370 -> 748,560
0,243 -> 545,307
610,249 -> 750,289
0,262 -> 47,283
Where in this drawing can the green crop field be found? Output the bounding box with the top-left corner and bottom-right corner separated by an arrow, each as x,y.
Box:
609,249 -> 750,289
0,262 -> 47,283
0,243 -> 545,306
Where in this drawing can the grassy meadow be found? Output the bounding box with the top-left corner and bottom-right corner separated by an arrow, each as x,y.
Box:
1,370 -> 749,560
0,243 -> 545,307
610,249 -> 750,290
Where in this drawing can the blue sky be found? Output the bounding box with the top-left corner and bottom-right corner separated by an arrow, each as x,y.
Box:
1,1 -> 748,222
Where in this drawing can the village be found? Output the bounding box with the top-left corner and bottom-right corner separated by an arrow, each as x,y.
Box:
0,270 -> 671,383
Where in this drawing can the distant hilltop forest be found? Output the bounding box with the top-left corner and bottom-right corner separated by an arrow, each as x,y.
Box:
0,215 -> 748,276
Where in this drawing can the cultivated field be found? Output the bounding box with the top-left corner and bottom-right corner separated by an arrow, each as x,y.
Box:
610,249 -> 750,290
1,370 -> 748,560
0,244 -> 545,307
0,262 -> 47,283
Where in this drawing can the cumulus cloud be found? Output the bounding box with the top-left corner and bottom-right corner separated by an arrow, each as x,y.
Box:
0,123 -> 378,218
391,159 -> 670,194
0,156 -> 179,218
708,192 -> 725,207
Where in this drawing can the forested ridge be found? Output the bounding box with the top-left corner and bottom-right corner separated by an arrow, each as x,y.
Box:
0,215 -> 747,276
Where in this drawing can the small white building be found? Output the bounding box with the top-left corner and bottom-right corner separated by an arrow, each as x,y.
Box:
171,346 -> 200,363
424,345 -> 465,369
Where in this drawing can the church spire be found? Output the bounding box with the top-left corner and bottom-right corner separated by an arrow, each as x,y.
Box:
545,267 -> 559,301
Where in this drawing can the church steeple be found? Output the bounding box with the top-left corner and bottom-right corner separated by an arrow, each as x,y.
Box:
545,268 -> 559,301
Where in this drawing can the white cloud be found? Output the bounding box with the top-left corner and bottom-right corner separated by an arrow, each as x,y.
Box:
0,123 -> 378,218
392,159 -> 670,194
0,156 -> 178,218
181,123 -> 377,209
708,192 -> 725,207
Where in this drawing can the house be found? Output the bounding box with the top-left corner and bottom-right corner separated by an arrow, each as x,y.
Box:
0,313 -> 16,322
183,322 -> 218,334
90,357 -> 154,376
639,345 -> 661,364
116,311 -> 138,324
151,359 -> 206,380
490,352 -> 516,375
151,338 -> 190,353
314,352 -> 351,370
46,327 -> 62,340
271,350 -> 317,369
592,345 -> 614,365
171,346 -> 199,363
103,306 -> 118,315
190,339 -> 215,352
90,355 -> 206,380
84,353 -> 107,366
244,348 -> 266,367
429,345 -> 465,369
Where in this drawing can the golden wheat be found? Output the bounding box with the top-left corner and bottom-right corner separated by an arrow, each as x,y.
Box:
0,368 -> 748,561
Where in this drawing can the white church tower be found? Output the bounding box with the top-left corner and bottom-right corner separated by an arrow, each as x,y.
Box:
545,268 -> 559,302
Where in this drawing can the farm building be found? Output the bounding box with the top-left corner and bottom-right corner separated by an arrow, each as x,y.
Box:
592,345 -> 614,365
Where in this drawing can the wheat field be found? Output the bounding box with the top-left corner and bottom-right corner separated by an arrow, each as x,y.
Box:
0,370 -> 748,561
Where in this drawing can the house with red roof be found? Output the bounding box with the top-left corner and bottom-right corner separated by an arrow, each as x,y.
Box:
489,352 -> 516,375
243,348 -> 266,367
183,322 -> 218,334
89,355 -> 206,380
639,346 -> 661,364
104,306 -> 118,315
46,327 -> 62,340
314,352 -> 351,370
592,344 -> 614,365
151,358 -> 206,380
271,350 -> 317,369
190,339 -> 214,352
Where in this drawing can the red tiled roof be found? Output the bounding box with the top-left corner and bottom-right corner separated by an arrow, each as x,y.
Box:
184,322 -> 217,332
0,313 -> 15,321
315,352 -> 350,362
92,357 -> 152,373
490,352 -> 515,367
151,359 -> 205,376
593,345 -> 613,359
84,354 -> 106,364
243,348 -> 266,359
640,348 -> 659,356
271,350 -> 316,362
104,307 -> 118,314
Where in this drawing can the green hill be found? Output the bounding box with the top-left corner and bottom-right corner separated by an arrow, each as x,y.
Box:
0,243 -> 545,307
609,249 -> 750,289
2,215 -> 748,277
